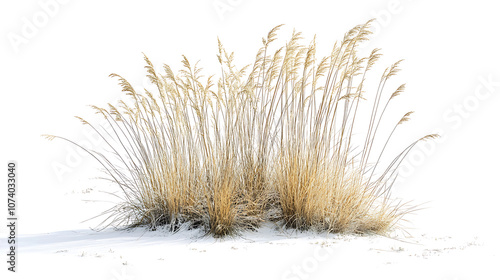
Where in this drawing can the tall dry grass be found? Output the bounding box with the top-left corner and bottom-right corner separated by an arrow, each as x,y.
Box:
45,20 -> 436,237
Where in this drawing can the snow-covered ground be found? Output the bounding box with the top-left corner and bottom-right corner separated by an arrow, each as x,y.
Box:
10,226 -> 497,280
2,0 -> 500,279
1,177 -> 498,280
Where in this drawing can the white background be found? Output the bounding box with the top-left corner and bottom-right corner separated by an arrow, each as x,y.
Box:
1,0 -> 499,279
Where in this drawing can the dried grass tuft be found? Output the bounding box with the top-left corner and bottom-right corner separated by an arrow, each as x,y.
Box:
46,20 -> 436,237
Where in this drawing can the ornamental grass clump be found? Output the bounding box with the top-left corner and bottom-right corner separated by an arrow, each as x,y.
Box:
45,19 -> 436,237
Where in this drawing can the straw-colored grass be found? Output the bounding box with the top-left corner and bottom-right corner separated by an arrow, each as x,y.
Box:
44,20 -> 436,237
